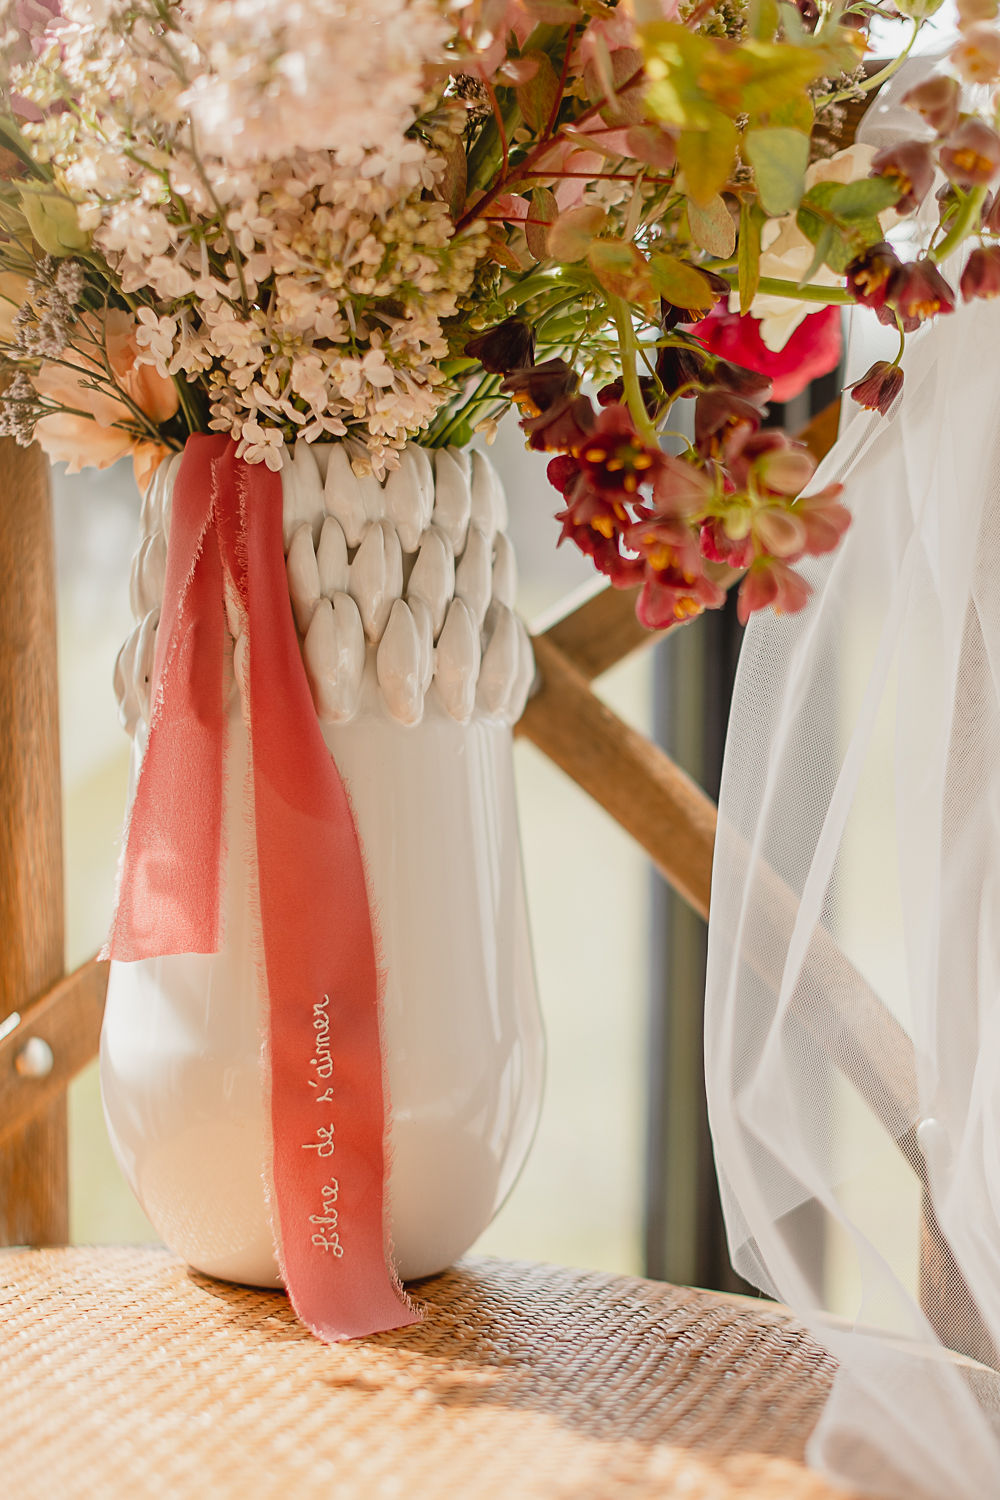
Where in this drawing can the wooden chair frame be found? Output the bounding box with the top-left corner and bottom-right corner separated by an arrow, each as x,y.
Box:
0,417 -> 988,1364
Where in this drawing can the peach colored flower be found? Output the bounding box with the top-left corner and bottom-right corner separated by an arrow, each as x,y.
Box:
33,309 -> 179,475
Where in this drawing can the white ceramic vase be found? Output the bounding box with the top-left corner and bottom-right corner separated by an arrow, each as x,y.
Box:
100,440 -> 544,1287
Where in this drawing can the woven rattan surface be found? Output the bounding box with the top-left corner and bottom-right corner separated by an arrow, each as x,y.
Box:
0,1246 -> 855,1500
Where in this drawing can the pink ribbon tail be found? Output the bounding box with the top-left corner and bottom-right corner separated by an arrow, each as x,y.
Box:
107,434 -> 417,1341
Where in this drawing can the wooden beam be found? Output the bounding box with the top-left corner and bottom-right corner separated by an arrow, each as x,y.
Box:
517,632 -> 717,917
0,440 -> 68,1244
0,960 -> 108,1152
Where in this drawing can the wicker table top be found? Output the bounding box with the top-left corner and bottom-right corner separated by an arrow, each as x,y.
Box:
0,1246 -> 856,1500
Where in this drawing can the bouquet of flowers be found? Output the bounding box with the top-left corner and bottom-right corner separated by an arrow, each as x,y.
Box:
1,0 -> 997,627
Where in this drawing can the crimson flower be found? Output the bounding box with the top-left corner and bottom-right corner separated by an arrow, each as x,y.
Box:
700,514 -> 754,569
501,357 -> 577,415
961,245 -> 1000,300
939,119 -> 1000,188
575,403 -> 665,494
886,260 -> 956,321
901,74 -> 961,135
847,360 -> 904,415
694,387 -> 763,457
465,319 -> 535,374
737,558 -> 812,625
521,394 -> 596,452
688,305 -> 842,403
845,242 -> 901,310
870,141 -> 935,214
637,566 -> 727,629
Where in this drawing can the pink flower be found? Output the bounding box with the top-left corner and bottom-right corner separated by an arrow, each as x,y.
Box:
33,309 -> 179,476
737,558 -> 812,625
689,305 -> 843,403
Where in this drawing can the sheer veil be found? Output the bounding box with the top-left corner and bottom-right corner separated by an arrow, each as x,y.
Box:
704,51 -> 1000,1500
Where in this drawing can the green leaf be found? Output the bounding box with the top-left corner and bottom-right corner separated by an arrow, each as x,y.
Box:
801,177 -> 901,222
768,92 -> 814,133
18,187 -> 91,256
547,204 -> 607,262
744,127 -> 809,216
677,114 -> 738,206
649,252 -> 719,309
587,239 -> 656,310
687,194 -> 736,258
738,198 -> 762,314
525,187 -> 557,262
746,0 -> 780,40
795,177 -> 901,274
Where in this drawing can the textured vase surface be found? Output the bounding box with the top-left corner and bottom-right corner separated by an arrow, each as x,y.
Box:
100,440 -> 544,1286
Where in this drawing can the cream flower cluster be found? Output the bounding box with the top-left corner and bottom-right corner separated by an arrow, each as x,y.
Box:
13,0 -> 485,474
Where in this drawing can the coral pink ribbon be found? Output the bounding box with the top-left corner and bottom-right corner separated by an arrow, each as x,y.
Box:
107,434 -> 416,1342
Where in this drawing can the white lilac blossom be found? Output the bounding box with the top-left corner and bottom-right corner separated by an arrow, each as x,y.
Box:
6,0 -> 484,474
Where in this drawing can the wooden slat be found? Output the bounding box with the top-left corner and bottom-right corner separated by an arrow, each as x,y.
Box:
0,960 -> 108,1152
0,440 -> 68,1244
541,584 -> 667,682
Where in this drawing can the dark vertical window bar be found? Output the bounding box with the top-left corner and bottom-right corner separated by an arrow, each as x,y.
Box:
644,366 -> 841,1294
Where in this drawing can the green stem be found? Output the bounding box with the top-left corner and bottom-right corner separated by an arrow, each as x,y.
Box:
715,271 -> 854,305
931,185 -> 988,265
610,297 -> 658,445
816,23 -> 920,110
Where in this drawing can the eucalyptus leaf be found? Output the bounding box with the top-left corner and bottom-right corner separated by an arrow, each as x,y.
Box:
547,204 -> 607,262
744,127 -> 809,215
677,114 -> 738,206
687,195 -> 736,258
649,252 -> 718,309
587,239 -> 656,310
526,187 -> 557,262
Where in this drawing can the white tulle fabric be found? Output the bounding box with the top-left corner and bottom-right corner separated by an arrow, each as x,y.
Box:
705,81 -> 1000,1500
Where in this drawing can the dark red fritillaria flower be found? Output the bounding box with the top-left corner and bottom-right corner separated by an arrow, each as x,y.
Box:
737,558 -> 812,625
870,140 -> 936,215
700,514 -> 754,568
886,260 -> 956,321
465,318 -> 535,374
724,428 -> 816,496
694,387 -> 763,457
791,485 -> 852,555
637,567 -> 727,629
901,73 -> 961,136
939,119 -> 1000,188
654,341 -> 711,398
845,242 -> 902,310
650,453 -> 717,518
687,304 -> 843,403
847,360 -> 905,415
875,299 -> 920,334
575,403 -> 665,495
521,393 -> 596,452
501,357 -> 578,415
982,189 -> 1000,234
960,244 -> 1000,300
556,514 -> 645,588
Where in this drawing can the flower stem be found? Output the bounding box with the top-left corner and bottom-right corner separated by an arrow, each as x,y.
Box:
932,185 -> 988,265
610,297 -> 658,445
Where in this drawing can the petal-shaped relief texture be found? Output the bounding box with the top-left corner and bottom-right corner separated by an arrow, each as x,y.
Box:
431,447 -> 471,555
350,518 -> 403,643
407,524 -> 455,640
434,597 -> 480,724
377,599 -> 425,726
282,439 -> 326,550
384,445 -> 434,553
286,523 -> 322,635
455,524 -> 493,629
316,515 -> 350,599
303,592 -> 366,724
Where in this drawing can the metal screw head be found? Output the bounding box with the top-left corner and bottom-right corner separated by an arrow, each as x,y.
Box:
15,1037 -> 54,1079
